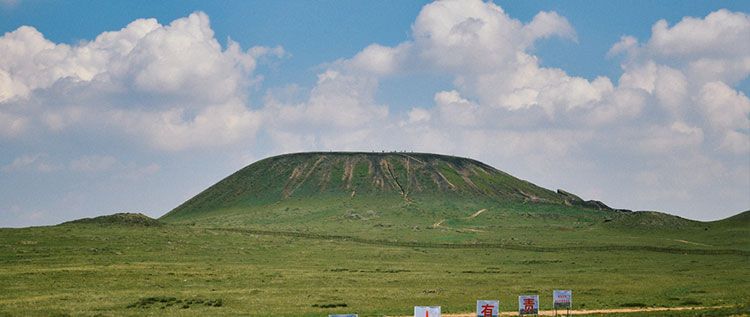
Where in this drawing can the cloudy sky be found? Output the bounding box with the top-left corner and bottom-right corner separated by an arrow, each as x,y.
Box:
1,0 -> 748,227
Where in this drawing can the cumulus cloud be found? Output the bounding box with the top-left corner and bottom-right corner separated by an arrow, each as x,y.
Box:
0,111 -> 27,136
611,9 -> 750,86
607,11 -> 750,159
261,68 -> 390,153
401,107 -> 431,126
347,43 -> 411,75
0,12 -> 279,149
406,0 -> 598,115
697,81 -> 750,153
410,0 -> 574,72
647,10 -> 750,60
265,0 -> 595,154
2,153 -> 60,172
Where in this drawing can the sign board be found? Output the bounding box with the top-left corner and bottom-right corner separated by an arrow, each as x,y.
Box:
476,300 -> 499,317
329,315 -> 358,317
414,306 -> 441,317
518,295 -> 539,315
553,290 -> 572,308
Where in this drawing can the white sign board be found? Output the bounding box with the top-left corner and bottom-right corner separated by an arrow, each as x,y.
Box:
553,290 -> 572,308
476,300 -> 499,317
414,306 -> 441,317
518,295 -> 539,315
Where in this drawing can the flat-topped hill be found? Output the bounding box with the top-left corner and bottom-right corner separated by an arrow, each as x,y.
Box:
162,152 -> 603,221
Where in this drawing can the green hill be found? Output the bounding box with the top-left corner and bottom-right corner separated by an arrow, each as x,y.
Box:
160,152 -> 621,236
159,151 -> 748,249
164,152 -> 576,217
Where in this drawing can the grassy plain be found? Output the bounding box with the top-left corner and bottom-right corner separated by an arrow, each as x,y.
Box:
2,152 -> 748,315
1,209 -> 748,316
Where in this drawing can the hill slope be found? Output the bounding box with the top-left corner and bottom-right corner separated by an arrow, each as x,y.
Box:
159,152 -> 750,248
157,152 -> 639,245
163,152 -> 600,220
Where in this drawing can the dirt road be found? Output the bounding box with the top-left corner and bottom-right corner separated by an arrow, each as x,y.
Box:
392,305 -> 729,316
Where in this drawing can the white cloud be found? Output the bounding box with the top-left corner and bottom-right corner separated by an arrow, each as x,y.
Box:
434,90 -> 481,126
2,153 -> 60,172
69,155 -> 117,172
608,35 -> 638,58
612,9 -> 750,87
584,87 -> 646,125
638,122 -> 704,153
2,153 -> 43,171
411,0 -> 563,72
305,70 -> 388,128
648,10 -> 750,60
401,107 -> 431,126
697,81 -> 750,153
260,67 -> 391,155
404,0 -> 614,118
112,99 -> 262,150
523,11 -> 577,43
265,0 -> 600,155
604,11 -> 750,158
697,81 -> 750,131
347,43 -> 411,75
0,11 -> 279,150
0,111 -> 28,137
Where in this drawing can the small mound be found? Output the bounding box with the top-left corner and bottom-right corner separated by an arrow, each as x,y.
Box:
604,211 -> 698,229
63,213 -> 162,226
715,210 -> 750,224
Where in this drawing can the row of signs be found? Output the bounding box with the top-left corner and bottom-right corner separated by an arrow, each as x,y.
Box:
331,290 -> 572,317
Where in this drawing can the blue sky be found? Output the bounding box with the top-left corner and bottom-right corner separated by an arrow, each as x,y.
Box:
1,0 -> 749,227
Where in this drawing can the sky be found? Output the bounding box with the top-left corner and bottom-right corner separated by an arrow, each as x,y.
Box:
1,0 -> 749,227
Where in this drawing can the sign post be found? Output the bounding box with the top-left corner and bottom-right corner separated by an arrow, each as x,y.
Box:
414,306 -> 441,317
476,300 -> 499,317
553,290 -> 572,316
518,295 -> 539,316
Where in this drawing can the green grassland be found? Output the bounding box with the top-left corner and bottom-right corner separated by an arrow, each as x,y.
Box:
1,210 -> 748,316
1,152 -> 748,316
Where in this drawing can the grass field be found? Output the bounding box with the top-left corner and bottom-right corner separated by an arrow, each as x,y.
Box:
1,214 -> 748,316
2,152 -> 748,316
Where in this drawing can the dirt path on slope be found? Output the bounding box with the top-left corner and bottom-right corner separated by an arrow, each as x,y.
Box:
434,209 -> 486,228
466,209 -> 487,219
671,239 -> 712,247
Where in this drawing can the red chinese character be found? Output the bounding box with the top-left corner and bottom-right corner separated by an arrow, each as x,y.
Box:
481,304 -> 494,317
523,298 -> 536,313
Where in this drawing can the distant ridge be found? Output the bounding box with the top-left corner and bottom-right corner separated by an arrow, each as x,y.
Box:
163,152 -> 608,220
64,213 -> 162,226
